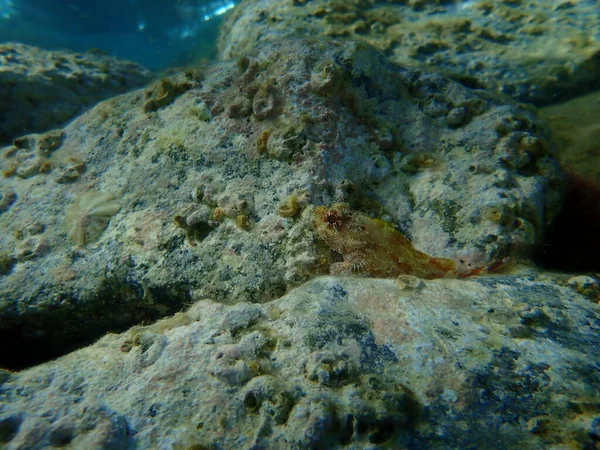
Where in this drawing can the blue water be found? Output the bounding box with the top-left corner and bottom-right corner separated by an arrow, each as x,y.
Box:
0,0 -> 237,69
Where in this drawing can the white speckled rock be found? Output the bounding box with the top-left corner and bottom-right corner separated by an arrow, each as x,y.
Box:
219,0 -> 600,106
0,274 -> 598,449
0,39 -> 562,369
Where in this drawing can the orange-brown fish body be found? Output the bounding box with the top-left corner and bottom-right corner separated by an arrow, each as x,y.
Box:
312,204 -> 457,279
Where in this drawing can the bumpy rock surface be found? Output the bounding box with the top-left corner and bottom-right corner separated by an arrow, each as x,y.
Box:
218,0 -> 600,106
0,39 -> 562,369
1,274 -> 599,449
0,43 -> 153,144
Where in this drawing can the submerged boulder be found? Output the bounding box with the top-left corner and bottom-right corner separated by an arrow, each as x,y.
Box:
0,274 -> 598,449
219,0 -> 600,106
0,39 -> 562,369
0,43 -> 153,144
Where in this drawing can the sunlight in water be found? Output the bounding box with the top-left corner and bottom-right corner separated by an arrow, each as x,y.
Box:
0,0 -> 14,19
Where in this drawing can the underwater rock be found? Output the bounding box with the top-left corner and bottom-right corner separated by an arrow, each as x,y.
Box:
0,275 -> 598,449
219,0 -> 600,106
539,90 -> 600,182
0,39 -> 562,369
0,43 -> 153,144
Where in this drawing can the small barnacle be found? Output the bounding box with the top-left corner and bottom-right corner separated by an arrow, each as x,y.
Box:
174,205 -> 216,245
185,205 -> 213,227
173,214 -> 187,228
190,103 -> 212,122
446,107 -> 467,127
15,237 -> 49,261
310,60 -> 343,94
278,190 -> 308,218
252,81 -> 283,120
518,134 -> 545,157
400,151 -> 441,173
227,94 -> 253,118
38,159 -> 53,174
144,79 -> 175,112
483,205 -> 504,224
12,136 -> 34,150
55,155 -> 86,183
66,155 -> 86,170
278,196 -> 299,218
15,156 -> 43,178
257,130 -> 270,154
395,274 -> 423,290
238,55 -> 260,84
212,207 -> 225,222
65,190 -> 121,246
37,130 -> 65,156
143,78 -> 193,112
235,214 -> 251,230
2,161 -> 18,177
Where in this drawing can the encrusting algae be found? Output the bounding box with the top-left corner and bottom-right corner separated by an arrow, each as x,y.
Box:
312,203 -> 460,279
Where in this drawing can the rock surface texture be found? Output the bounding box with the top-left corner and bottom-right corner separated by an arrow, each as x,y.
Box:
218,0 -> 600,106
0,43 -> 153,144
1,275 -> 599,449
0,39 -> 563,369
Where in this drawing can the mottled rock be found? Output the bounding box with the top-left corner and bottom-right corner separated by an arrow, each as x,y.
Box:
0,43 -> 153,144
0,39 -> 562,369
219,0 -> 600,106
0,274 -> 598,449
